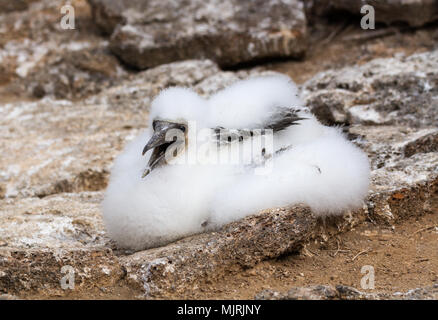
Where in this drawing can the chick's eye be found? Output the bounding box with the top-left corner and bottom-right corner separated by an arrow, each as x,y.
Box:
179,125 -> 186,133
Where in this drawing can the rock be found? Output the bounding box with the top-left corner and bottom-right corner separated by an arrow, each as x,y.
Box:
255,285 -> 370,300
401,284 -> 438,300
302,50 -> 438,127
307,0 -> 438,27
88,0 -> 126,35
88,0 -> 307,69
88,59 -> 222,112
0,192 -> 125,296
0,294 -> 19,300
0,0 -> 124,100
0,97 -> 134,198
8,46 -> 126,100
0,0 -> 29,13
352,126 -> 438,190
255,283 -> 438,300
351,125 -> 438,225
0,193 -> 317,297
403,131 -> 438,157
119,206 -> 316,296
0,192 -> 108,250
0,248 -> 123,296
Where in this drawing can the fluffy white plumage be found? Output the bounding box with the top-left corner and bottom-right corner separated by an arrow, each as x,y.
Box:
103,75 -> 370,250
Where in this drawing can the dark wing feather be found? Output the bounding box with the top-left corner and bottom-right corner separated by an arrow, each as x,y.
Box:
212,107 -> 307,145
263,107 -> 307,132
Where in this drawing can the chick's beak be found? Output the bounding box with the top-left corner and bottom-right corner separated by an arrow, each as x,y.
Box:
142,127 -> 169,156
141,120 -> 185,178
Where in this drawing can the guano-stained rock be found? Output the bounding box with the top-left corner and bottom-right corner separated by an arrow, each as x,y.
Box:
119,206 -> 317,296
0,192 -> 124,296
302,50 -> 438,127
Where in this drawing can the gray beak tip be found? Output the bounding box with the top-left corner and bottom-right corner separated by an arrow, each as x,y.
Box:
142,140 -> 156,156
142,145 -> 149,156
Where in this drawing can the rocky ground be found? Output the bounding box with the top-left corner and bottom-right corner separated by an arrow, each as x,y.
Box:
0,0 -> 437,299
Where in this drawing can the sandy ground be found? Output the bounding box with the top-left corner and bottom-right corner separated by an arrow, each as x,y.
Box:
166,209 -> 438,299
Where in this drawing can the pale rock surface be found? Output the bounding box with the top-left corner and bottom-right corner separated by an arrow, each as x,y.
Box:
302,50 -> 438,127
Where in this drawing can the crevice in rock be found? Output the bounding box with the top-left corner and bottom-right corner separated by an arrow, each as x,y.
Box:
35,169 -> 109,199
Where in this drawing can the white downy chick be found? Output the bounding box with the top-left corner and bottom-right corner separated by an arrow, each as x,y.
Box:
103,75 -> 370,251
